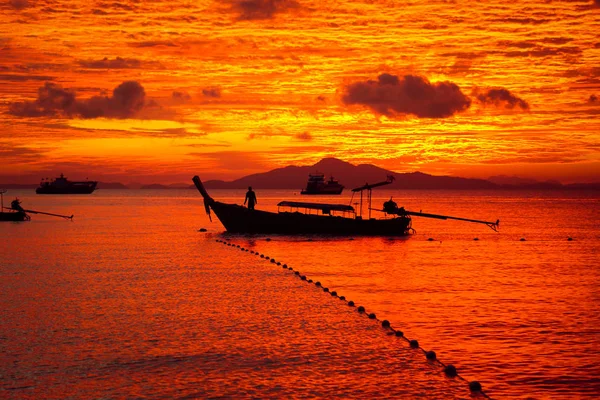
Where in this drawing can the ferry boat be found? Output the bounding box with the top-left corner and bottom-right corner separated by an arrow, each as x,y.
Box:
36,174 -> 97,194
301,173 -> 344,195
192,175 -> 499,235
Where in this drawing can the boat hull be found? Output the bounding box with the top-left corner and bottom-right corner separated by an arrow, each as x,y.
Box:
36,184 -> 96,194
0,211 -> 29,221
301,186 -> 344,195
210,201 -> 411,236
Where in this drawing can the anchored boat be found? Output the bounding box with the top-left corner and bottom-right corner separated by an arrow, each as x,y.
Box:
0,190 -> 29,221
192,175 -> 499,235
301,172 -> 344,195
36,173 -> 97,194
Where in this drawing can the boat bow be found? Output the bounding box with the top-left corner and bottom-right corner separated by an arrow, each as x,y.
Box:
192,176 -> 214,221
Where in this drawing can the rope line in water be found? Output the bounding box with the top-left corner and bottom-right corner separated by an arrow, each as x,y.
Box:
214,238 -> 491,399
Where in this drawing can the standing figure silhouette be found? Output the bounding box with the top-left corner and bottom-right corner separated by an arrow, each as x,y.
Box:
244,186 -> 257,210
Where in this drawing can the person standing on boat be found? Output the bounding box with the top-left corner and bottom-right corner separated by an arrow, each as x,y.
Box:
244,186 -> 257,210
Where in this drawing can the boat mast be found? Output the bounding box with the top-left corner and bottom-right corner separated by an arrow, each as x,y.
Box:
351,175 -> 395,219
0,189 -> 4,214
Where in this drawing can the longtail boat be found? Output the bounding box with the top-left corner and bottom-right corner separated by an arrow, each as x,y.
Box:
0,190 -> 73,221
0,190 -> 30,221
192,176 -> 499,235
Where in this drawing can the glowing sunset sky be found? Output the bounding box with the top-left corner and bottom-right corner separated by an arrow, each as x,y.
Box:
1,0 -> 599,184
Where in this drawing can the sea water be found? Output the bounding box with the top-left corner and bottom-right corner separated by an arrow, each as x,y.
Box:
1,189 -> 599,399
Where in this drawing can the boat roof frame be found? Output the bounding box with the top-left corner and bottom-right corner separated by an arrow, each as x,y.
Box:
277,201 -> 355,213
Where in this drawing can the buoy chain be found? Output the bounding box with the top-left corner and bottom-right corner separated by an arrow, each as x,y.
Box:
216,238 -> 490,398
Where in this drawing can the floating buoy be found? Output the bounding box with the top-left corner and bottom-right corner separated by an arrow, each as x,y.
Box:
425,351 -> 436,360
277,262 -> 281,266
348,301 -> 355,306
444,365 -> 457,377
427,238 -> 434,241
357,306 -> 365,313
260,254 -> 264,258
368,313 -> 376,319
283,264 -> 288,268
308,279 -> 313,283
339,296 -> 346,300
270,259 -> 275,263
294,271 -> 300,275
410,339 -> 419,348
323,287 -> 329,292
568,237 -> 573,241
330,291 -> 337,296
382,320 -> 390,328
395,330 -> 403,337
315,281 -> 322,287
266,256 -> 270,260
215,239 -> 220,242
301,275 -> 307,280
469,381 -> 482,392
473,237 -> 479,241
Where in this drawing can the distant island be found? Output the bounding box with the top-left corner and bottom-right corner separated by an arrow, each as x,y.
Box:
1,159 -> 598,190
200,158 -> 600,191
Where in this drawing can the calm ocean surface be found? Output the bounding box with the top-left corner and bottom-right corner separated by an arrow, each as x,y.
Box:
1,188 -> 599,399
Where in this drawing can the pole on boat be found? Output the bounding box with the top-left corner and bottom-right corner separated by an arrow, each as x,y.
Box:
0,189 -> 5,213
2,207 -> 73,220
404,210 -> 500,232
351,175 -> 395,219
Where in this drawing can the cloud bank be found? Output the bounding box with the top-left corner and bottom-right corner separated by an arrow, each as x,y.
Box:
8,81 -> 146,119
227,0 -> 301,20
475,88 -> 530,110
341,73 -> 472,118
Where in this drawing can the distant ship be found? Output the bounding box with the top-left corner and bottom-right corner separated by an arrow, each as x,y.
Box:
36,173 -> 97,194
301,172 -> 344,195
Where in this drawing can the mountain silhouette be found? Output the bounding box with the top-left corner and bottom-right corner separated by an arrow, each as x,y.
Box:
203,157 -> 499,190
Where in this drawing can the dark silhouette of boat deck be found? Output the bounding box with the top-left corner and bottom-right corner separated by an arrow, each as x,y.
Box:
36,174 -> 97,194
301,172 -> 344,195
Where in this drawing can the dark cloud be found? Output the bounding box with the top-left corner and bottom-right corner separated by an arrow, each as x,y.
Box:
8,81 -> 146,119
227,0 -> 301,21
202,87 -> 221,98
341,73 -> 471,118
172,90 -> 191,101
79,57 -> 142,69
9,0 -> 29,10
294,131 -> 313,141
475,88 -> 529,110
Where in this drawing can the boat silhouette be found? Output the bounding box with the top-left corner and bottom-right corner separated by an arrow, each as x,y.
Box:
301,172 -> 344,195
193,175 -> 499,235
36,173 -> 97,194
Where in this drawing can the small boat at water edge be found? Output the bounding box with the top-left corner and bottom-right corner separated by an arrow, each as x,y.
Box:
0,190 -> 74,221
0,190 -> 30,221
36,173 -> 97,194
192,176 -> 499,235
301,172 -> 344,195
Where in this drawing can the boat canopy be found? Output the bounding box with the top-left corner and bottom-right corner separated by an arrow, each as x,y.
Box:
277,201 -> 355,213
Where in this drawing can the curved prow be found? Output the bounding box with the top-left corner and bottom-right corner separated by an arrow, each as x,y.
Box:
192,176 -> 215,221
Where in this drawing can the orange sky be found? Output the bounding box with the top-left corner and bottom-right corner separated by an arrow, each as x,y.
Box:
1,0 -> 599,184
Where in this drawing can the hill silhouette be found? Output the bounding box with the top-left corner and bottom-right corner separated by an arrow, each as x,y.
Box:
203,157 -> 499,190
